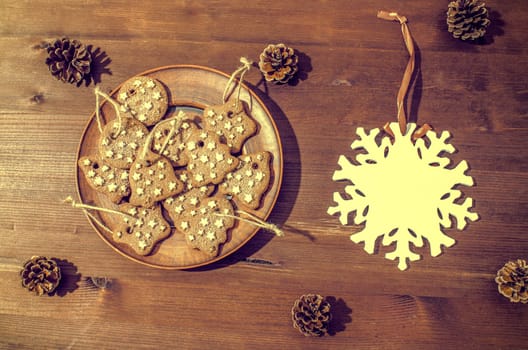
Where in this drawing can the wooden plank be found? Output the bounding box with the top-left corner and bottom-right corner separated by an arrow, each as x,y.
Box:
1,0 -> 527,349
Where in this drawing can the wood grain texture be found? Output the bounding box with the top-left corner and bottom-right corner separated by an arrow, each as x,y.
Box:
0,1 -> 527,349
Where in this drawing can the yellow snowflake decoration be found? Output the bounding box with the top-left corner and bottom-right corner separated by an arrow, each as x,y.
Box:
328,122 -> 479,270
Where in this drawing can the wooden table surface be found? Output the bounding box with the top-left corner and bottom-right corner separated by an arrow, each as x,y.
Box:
1,1 -> 527,349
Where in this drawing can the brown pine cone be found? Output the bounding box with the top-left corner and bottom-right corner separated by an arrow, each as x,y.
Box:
45,37 -> 92,84
495,259 -> 528,303
446,0 -> 490,40
258,43 -> 298,84
291,294 -> 332,336
20,256 -> 61,296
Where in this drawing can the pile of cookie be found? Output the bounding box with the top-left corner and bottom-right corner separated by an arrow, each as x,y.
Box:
79,76 -> 272,257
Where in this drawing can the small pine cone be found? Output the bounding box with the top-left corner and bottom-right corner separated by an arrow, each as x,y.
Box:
45,37 -> 92,84
495,259 -> 528,303
258,43 -> 298,84
291,294 -> 332,336
447,0 -> 490,41
20,256 -> 61,296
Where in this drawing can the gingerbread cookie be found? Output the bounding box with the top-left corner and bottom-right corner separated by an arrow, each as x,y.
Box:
116,76 -> 169,126
219,151 -> 272,210
114,203 -> 171,255
78,156 -> 130,203
183,129 -> 239,187
99,117 -> 149,169
163,171 -> 215,224
171,192 -> 236,257
151,114 -> 199,167
129,151 -> 184,208
202,100 -> 257,153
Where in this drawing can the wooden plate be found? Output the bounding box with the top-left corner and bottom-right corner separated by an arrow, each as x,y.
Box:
76,65 -> 283,269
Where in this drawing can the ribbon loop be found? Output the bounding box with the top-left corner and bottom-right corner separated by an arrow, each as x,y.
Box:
377,10 -> 415,136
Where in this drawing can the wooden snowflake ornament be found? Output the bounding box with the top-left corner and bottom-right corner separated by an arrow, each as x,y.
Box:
328,11 -> 478,270
328,122 -> 478,270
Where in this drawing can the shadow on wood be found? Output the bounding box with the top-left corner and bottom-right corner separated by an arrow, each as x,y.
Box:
51,258 -> 81,297
327,296 -> 353,336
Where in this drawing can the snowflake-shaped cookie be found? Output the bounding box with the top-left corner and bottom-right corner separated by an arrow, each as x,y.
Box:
328,122 -> 479,270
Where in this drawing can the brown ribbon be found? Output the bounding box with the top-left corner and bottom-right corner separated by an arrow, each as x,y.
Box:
377,11 -> 432,140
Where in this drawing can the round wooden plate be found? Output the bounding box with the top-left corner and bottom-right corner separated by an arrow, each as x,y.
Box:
76,65 -> 283,269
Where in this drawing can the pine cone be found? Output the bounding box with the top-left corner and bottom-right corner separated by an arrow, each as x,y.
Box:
45,37 -> 92,84
447,0 -> 490,40
258,43 -> 298,84
291,294 -> 332,336
20,256 -> 61,296
495,259 -> 528,303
